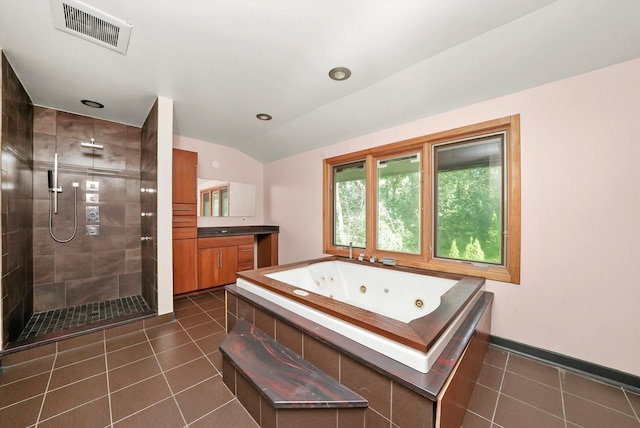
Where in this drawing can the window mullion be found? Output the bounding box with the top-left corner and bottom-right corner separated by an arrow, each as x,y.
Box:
365,154 -> 377,258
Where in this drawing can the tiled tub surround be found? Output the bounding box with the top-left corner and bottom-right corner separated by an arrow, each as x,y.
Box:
225,284 -> 493,428
1,52 -> 34,345
32,107 -> 143,312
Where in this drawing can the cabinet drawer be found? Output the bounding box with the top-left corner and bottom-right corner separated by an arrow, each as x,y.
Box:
237,244 -> 254,263
173,227 -> 197,239
172,216 -> 197,228
237,261 -> 254,272
172,204 -> 197,216
198,234 -> 253,249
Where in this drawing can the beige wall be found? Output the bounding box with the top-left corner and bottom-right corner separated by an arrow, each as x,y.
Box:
263,58 -> 640,376
173,135 -> 265,226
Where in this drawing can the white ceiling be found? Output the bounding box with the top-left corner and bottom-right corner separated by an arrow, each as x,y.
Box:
1,0 -> 639,163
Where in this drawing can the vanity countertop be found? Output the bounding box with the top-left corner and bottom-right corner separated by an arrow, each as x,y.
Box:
197,225 -> 279,238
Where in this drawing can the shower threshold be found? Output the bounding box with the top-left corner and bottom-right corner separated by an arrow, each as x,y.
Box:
5,295 -> 155,353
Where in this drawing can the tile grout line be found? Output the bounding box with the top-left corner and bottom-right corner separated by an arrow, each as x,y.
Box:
489,351 -> 509,425
110,396 -> 176,426
34,395 -> 110,426
33,350 -> 58,427
503,367 -> 564,391
622,389 -> 640,422
143,326 -> 189,427
558,368 -> 568,428
104,336 -> 114,428
561,389 -> 640,420
180,313 -> 224,377
499,386 -> 568,422
187,397 -> 237,427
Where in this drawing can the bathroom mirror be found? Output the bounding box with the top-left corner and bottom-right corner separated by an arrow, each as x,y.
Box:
197,179 -> 256,217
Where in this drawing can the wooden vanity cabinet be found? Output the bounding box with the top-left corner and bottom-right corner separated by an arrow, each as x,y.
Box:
172,149 -> 198,295
198,235 -> 254,289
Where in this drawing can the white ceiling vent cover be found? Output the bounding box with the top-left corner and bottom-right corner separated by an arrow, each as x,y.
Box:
50,0 -> 132,55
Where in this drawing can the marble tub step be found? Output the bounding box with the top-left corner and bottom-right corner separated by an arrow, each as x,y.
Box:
221,319 -> 367,426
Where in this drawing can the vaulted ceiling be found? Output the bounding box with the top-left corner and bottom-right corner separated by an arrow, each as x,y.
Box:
1,1 -> 639,162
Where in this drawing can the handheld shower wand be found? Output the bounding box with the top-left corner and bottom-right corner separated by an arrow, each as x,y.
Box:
49,153 -> 63,213
48,152 -> 78,243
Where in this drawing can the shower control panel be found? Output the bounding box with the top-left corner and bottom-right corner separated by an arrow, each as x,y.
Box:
86,225 -> 100,236
86,180 -> 99,191
86,193 -> 99,203
86,206 -> 99,223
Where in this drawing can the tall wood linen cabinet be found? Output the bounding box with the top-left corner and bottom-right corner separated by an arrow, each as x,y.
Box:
172,148 -> 198,294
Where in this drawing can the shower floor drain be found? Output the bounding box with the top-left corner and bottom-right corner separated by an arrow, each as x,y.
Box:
17,295 -> 152,341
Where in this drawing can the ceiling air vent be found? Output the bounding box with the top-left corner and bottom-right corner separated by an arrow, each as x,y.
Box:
50,0 -> 132,55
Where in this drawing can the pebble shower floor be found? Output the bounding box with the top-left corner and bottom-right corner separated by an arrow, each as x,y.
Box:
17,295 -> 151,341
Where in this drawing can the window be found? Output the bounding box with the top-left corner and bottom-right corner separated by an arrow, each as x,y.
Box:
323,115 -> 520,283
200,184 -> 229,217
377,153 -> 421,254
332,161 -> 366,248
434,135 -> 504,265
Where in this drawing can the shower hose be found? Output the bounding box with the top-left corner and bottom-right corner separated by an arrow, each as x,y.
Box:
48,185 -> 78,243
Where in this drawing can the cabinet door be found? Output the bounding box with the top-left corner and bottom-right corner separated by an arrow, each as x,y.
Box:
198,246 -> 238,288
216,246 -> 238,286
173,238 -> 198,294
198,248 -> 218,289
172,149 -> 197,204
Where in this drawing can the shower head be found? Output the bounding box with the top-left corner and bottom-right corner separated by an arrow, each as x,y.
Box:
80,139 -> 104,150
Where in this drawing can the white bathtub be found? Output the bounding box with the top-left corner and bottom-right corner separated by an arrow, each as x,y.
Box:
265,260 -> 456,323
234,258 -> 484,373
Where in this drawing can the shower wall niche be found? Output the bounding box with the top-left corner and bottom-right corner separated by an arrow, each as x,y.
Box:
32,107 -> 143,312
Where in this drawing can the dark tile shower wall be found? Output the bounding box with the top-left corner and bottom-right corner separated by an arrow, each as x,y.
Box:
31,107 -> 143,312
1,52 -> 34,343
140,99 -> 158,311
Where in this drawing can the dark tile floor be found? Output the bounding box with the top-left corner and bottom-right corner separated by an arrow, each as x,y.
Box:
0,289 -> 638,427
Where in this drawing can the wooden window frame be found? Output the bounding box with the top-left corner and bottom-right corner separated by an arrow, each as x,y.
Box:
323,115 -> 521,283
199,184 -> 230,217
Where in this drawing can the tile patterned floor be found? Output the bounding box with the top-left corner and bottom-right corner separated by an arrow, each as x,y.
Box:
463,347 -> 640,428
18,296 -> 152,341
1,289 -> 638,427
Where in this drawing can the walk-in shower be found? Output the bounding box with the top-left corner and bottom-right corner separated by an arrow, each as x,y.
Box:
1,62 -> 160,354
1,117 -> 155,353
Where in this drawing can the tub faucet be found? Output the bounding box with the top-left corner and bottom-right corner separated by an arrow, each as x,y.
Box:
349,242 -> 353,259
369,255 -> 377,263
358,253 -> 365,261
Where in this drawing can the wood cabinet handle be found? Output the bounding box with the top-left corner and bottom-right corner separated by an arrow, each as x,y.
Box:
240,249 -> 253,252
218,251 -> 222,269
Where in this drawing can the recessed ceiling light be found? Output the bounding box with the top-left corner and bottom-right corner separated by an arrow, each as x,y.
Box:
81,99 -> 104,108
256,113 -> 272,121
328,67 -> 351,81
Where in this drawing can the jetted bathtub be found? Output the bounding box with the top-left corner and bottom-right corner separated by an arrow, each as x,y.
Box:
234,257 -> 485,373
